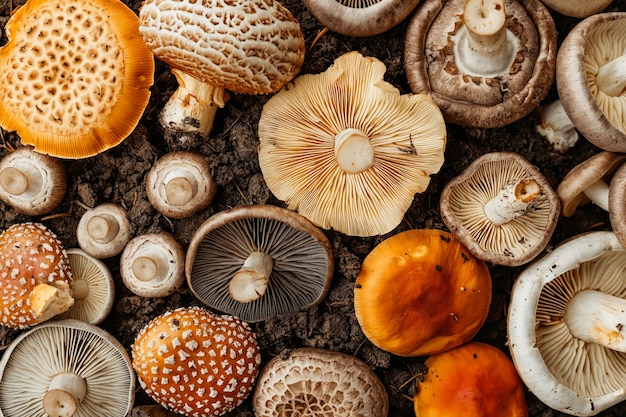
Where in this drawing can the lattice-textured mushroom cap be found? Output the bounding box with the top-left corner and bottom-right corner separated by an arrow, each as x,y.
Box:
132,306 -> 261,417
0,0 -> 154,159
253,348 -> 388,416
0,222 -> 74,329
557,13 -> 626,152
186,205 -> 334,322
259,51 -> 446,237
139,0 -> 305,95
355,229 -> 491,357
440,152 -> 560,266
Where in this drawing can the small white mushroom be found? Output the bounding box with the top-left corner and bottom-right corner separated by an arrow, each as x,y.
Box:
76,203 -> 131,259
535,99 -> 579,153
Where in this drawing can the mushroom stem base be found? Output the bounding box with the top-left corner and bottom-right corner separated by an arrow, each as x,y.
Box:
484,179 -> 541,225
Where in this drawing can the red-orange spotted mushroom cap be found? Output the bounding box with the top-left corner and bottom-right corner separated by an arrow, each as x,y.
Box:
354,229 -> 491,357
0,222 -> 74,329
131,306 -> 261,417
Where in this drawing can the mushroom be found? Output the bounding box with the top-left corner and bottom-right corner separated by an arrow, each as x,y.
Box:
253,347 -> 389,416
414,342 -> 528,416
186,205 -> 334,322
540,0 -> 613,17
120,232 -> 185,298
56,248 -> 114,325
0,222 -> 74,329
138,0 -> 305,142
508,231 -> 626,416
301,0 -> 421,37
404,0 -> 556,128
131,306 -> 261,417
146,151 -> 217,219
76,203 -> 131,259
557,13 -> 626,152
440,152 -> 560,266
0,0 -> 154,158
535,99 -> 579,153
0,319 -> 134,417
0,146 -> 66,215
258,51 -> 446,237
610,163 -> 626,246
354,229 -> 492,357
556,151 -> 626,217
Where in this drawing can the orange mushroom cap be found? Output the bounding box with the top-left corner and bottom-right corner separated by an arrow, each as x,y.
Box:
0,0 -> 154,159
131,306 -> 261,417
414,342 -> 528,417
354,229 -> 491,357
0,222 -> 74,329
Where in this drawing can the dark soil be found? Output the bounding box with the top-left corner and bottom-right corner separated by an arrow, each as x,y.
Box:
0,0 -> 625,416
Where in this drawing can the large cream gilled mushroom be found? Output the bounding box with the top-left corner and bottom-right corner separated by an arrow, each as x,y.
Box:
0,0 -> 154,159
258,51 -> 446,237
138,0 -> 305,141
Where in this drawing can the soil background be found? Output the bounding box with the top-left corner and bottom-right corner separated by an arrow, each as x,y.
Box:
0,0 -> 625,416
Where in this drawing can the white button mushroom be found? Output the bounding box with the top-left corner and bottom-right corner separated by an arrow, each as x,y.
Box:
76,203 -> 132,259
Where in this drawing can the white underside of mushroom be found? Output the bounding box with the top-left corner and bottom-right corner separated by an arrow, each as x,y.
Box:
229,251 -> 273,303
483,178 -> 541,225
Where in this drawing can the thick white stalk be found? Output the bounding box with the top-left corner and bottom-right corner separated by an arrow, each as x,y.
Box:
596,55 -> 626,97
43,372 -> 88,417
334,128 -> 374,174
229,251 -> 273,303
583,179 -> 609,211
484,179 -> 541,225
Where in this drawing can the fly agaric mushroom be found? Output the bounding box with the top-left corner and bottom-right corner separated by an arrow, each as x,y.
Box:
302,0 -> 421,37
0,222 -> 74,329
404,0 -> 556,128
440,152 -> 560,266
258,51 -> 446,237
253,348 -> 389,416
0,319 -> 135,417
186,205 -> 334,322
535,99 -> 579,153
146,151 -> 217,219
56,248 -> 114,325
131,306 -> 261,417
0,0 -> 154,159
508,231 -> 626,416
76,202 -> 131,259
557,13 -> 626,153
354,229 -> 491,357
0,146 -> 66,216
120,232 -> 185,298
138,0 -> 305,142
540,0 -> 613,17
414,342 -> 528,417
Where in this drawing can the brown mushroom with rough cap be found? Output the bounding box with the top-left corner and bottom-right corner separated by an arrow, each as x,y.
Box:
557,13 -> 626,152
76,202 -> 131,259
0,222 -> 74,329
253,347 -> 388,416
120,232 -> 185,298
186,204 -> 334,322
132,306 -> 261,417
0,319 -> 135,417
302,0 -> 421,37
259,51 -> 446,237
405,0 -> 556,128
0,0 -> 154,159
355,229 -> 492,357
138,0 -> 305,143
146,151 -> 217,219
440,152 -> 560,266
0,146 -> 66,216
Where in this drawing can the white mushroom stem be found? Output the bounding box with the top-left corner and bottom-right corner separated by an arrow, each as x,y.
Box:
334,128 -> 375,174
229,251 -> 273,303
456,0 -> 518,76
564,290 -> 626,352
160,69 -> 229,138
535,100 -> 579,153
43,372 -> 88,417
484,179 -> 541,225
596,54 -> 626,97
0,166 -> 29,195
72,279 -> 90,300
87,214 -> 120,243
583,179 -> 610,211
132,256 -> 159,282
165,175 -> 198,207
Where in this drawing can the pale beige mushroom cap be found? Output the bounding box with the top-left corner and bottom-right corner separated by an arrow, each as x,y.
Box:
541,0 -> 612,18
258,51 -> 446,237
253,348 -> 388,416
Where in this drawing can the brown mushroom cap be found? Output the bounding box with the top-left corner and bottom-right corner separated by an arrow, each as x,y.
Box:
404,0 -> 556,128
0,222 -> 73,329
131,306 -> 261,417
0,0 -> 154,159
253,348 -> 389,416
540,0 -> 613,17
440,152 -> 560,266
354,229 -> 492,357
609,163 -> 626,246
557,13 -> 626,152
258,51 -> 446,237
